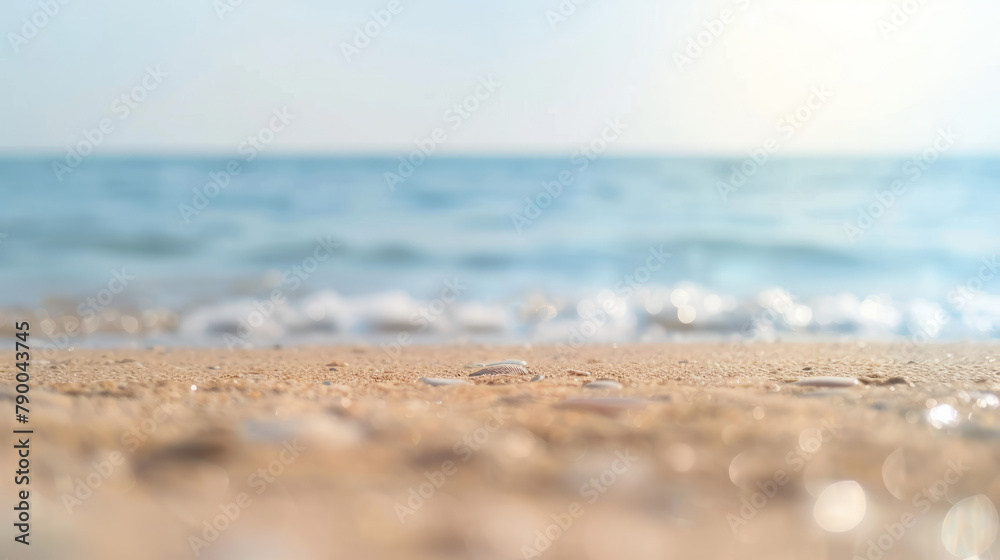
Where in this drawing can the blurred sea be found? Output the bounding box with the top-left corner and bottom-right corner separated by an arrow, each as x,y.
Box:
2,156 -> 999,349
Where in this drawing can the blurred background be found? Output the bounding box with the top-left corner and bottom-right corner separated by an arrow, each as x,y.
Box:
2,0 -> 999,349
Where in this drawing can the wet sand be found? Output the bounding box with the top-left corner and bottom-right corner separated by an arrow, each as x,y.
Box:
3,342 -> 1000,559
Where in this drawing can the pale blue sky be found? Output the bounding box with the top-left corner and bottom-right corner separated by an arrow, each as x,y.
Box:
2,0 -> 999,155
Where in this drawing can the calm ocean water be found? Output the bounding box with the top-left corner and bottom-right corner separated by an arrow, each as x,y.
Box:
2,156 -> 999,348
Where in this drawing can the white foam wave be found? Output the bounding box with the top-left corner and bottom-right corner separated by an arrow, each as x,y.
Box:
164,283 -> 1000,346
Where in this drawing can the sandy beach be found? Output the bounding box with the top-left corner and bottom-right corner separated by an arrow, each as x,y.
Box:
6,0 -> 998,558
1,342 -> 999,559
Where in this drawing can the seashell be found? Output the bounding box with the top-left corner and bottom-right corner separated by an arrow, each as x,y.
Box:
420,377 -> 469,386
584,380 -> 623,390
567,369 -> 591,376
465,359 -> 528,368
469,364 -> 529,377
792,376 -> 859,388
795,389 -> 860,399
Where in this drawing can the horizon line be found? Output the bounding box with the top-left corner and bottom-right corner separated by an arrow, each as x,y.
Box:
1,150 -> 998,161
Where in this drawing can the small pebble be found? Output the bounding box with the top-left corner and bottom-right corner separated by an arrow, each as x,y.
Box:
792,376 -> 859,388
796,389 -> 859,399
584,380 -> 623,390
420,377 -> 469,386
567,369 -> 591,376
208,366 -> 220,370
470,364 -> 529,377
530,375 -> 545,382
325,361 -> 348,367
557,397 -> 648,413
322,380 -> 332,386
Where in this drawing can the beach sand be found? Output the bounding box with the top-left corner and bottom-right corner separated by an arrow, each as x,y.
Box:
3,342 -> 1000,559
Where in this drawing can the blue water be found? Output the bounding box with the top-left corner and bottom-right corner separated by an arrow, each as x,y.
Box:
2,156 -> 999,346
